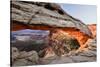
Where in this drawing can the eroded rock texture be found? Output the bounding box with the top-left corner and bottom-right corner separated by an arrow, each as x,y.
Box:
11,47 -> 39,66
10,1 -> 96,66
88,24 -> 96,38
11,1 -> 92,36
50,29 -> 80,56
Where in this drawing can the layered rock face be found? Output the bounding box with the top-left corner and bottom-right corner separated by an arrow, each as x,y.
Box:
11,1 -> 92,36
88,24 -> 96,38
11,47 -> 39,66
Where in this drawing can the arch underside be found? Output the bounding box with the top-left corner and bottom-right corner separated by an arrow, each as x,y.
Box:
11,22 -> 90,47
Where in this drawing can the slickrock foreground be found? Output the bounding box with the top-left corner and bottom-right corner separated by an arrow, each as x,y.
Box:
11,37 -> 96,66
36,38 -> 96,65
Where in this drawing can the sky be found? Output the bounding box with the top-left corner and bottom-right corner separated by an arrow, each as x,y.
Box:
59,3 -> 97,24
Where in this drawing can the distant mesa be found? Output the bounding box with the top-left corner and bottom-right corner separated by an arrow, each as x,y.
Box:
11,29 -> 49,41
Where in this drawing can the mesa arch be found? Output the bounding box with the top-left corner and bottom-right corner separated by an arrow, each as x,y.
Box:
11,21 -> 92,48
11,1 -> 92,48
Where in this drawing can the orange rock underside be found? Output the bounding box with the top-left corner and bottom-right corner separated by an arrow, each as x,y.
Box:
88,24 -> 96,38
62,29 -> 89,47
11,22 -> 90,47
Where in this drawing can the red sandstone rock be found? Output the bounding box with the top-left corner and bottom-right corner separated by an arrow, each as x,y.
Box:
12,22 -> 90,48
50,29 -> 80,55
88,24 -> 96,38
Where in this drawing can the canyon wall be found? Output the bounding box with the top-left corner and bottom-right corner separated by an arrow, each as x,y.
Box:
88,24 -> 96,38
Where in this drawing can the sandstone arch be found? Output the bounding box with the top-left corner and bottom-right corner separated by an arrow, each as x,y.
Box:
11,1 -> 92,51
